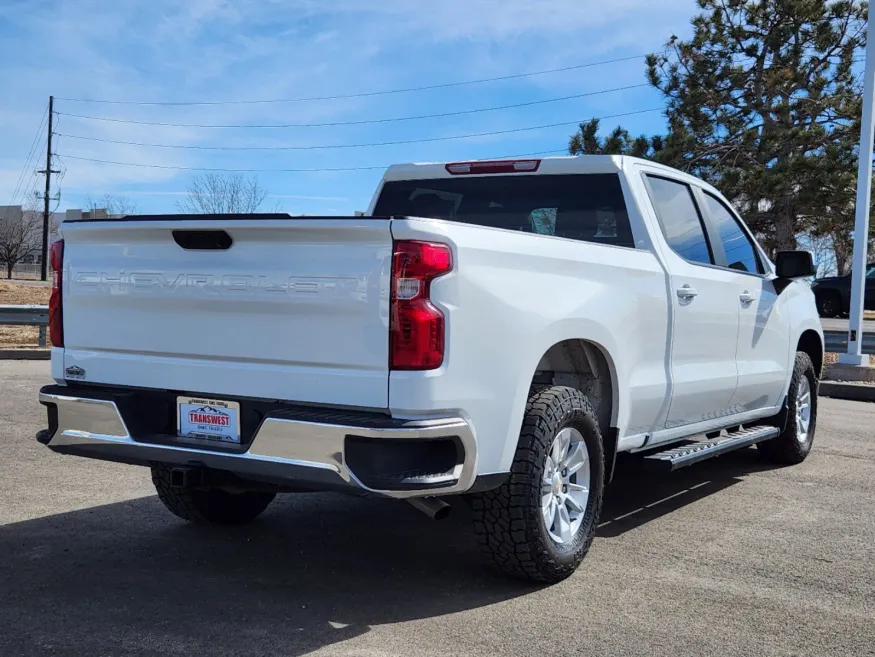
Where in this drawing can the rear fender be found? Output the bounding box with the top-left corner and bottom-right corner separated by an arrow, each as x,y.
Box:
501,321 -> 625,472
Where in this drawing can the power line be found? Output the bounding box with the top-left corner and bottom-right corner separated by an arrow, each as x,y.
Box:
55,105 -> 668,171
55,82 -> 651,129
52,53 -> 652,106
53,107 -> 663,154
8,106 -> 49,206
17,173 -> 42,207
12,108 -> 49,202
55,154 -> 387,173
54,149 -> 571,173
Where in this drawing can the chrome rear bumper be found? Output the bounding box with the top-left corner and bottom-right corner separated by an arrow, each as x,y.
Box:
38,389 -> 477,499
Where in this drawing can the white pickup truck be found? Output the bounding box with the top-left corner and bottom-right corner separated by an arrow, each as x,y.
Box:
38,155 -> 823,583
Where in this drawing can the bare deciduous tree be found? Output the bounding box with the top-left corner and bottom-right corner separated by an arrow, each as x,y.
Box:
0,206 -> 41,279
176,174 -> 270,214
797,233 -> 837,279
86,194 -> 138,217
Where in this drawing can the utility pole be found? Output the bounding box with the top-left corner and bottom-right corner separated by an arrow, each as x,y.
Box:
38,95 -> 57,282
840,20 -> 875,367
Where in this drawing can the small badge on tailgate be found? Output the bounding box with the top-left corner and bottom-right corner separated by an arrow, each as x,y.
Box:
65,365 -> 86,379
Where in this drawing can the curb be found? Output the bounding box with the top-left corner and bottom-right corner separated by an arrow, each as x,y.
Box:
0,349 -> 50,360
819,381 -> 875,403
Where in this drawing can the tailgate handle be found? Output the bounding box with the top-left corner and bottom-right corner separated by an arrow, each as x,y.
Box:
172,230 -> 233,250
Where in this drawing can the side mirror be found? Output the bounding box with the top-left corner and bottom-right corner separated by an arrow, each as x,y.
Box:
775,251 -> 815,279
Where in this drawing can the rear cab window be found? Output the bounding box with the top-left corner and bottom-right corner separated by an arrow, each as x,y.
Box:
643,175 -> 714,266
373,174 -> 635,248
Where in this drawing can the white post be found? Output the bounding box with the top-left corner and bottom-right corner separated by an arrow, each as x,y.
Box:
838,17 -> 875,367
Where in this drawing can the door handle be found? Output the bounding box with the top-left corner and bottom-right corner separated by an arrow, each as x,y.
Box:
677,285 -> 699,300
739,291 -> 756,304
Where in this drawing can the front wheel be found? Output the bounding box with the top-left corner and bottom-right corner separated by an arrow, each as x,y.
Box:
468,386 -> 604,583
758,352 -> 818,465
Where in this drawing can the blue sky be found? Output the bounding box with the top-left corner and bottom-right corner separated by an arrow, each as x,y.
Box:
1,0 -> 698,215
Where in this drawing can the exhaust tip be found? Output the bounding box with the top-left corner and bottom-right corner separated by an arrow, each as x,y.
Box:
407,497 -> 451,521
432,504 -> 451,521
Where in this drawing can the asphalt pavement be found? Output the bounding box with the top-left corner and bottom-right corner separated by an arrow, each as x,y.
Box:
1,361 -> 873,657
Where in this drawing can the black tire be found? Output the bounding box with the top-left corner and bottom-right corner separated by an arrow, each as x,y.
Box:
468,386 -> 604,583
757,352 -> 818,465
151,465 -> 276,525
816,291 -> 842,318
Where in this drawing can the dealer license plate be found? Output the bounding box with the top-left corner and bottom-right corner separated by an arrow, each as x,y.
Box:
177,397 -> 241,444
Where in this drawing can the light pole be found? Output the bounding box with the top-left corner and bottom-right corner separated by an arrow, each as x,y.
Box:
839,17 -> 875,367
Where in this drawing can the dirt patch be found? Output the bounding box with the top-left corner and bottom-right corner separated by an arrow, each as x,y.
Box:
0,282 -> 51,306
0,326 -> 46,347
0,283 -> 51,347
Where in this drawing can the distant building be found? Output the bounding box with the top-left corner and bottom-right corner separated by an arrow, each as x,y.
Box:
0,205 -> 107,266
64,208 -> 110,221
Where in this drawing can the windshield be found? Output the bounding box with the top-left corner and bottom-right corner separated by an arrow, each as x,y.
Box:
373,173 -> 635,249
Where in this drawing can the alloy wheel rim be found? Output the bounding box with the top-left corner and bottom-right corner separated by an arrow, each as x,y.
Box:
796,376 -> 812,444
541,427 -> 590,545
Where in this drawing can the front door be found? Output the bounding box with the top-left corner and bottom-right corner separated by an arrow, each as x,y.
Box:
697,191 -> 790,412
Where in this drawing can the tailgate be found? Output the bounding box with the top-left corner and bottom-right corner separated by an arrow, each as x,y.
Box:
60,218 -> 392,408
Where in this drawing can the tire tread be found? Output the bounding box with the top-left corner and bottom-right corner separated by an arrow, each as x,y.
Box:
758,352 -> 818,465
469,385 -> 604,583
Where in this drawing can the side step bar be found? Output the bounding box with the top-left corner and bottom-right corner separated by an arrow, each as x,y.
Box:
644,425 -> 779,472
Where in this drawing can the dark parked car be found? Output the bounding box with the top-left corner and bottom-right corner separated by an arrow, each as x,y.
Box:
811,262 -> 875,317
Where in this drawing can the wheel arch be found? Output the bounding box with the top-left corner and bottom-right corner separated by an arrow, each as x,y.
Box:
797,329 -> 824,379
530,338 -> 620,481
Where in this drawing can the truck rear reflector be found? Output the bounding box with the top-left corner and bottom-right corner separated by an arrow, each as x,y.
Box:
445,159 -> 541,175
390,241 -> 452,370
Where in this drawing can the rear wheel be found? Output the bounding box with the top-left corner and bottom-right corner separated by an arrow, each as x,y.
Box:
816,291 -> 841,318
468,386 -> 604,583
758,352 -> 818,465
151,465 -> 276,525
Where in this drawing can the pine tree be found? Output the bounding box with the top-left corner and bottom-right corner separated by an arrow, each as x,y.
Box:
569,0 -> 868,256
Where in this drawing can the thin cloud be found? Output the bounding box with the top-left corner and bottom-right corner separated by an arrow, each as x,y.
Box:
0,0 -> 692,214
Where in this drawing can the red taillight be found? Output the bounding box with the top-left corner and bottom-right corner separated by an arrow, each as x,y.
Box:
49,239 -> 64,347
445,159 -> 540,175
390,240 -> 452,370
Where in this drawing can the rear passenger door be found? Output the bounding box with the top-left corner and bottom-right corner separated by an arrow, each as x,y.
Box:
643,175 -> 741,433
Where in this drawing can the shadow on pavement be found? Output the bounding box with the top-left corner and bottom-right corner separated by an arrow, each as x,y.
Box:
598,447 -> 773,538
0,447 -> 773,656
0,492 -> 532,656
